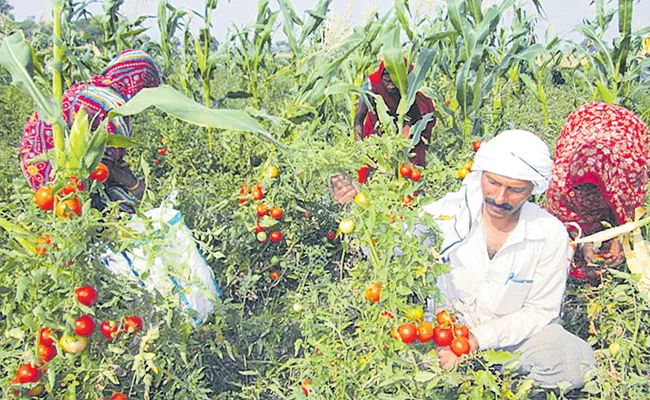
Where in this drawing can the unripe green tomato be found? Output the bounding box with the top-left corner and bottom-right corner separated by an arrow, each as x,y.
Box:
256,231 -> 268,242
293,303 -> 303,313
270,256 -> 280,266
609,341 -> 620,356
339,219 -> 355,234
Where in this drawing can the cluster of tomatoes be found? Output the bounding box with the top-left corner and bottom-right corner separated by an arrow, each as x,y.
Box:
10,285 -> 141,399
392,310 -> 472,357
456,140 -> 482,179
363,284 -> 471,357
33,162 -> 110,219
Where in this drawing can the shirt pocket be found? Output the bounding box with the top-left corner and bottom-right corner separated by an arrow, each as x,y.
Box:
493,280 -> 533,315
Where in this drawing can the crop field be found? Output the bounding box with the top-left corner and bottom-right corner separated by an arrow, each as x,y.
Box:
0,0 -> 649,399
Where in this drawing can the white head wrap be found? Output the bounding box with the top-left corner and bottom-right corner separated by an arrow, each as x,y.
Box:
423,130 -> 553,257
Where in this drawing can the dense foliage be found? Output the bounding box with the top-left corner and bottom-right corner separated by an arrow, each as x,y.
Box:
0,0 -> 649,399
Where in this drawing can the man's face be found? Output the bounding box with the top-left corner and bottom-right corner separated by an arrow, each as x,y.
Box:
381,70 -> 398,94
480,171 -> 534,220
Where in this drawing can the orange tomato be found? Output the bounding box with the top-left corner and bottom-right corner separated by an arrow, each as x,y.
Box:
55,197 -> 82,219
34,187 -> 54,211
397,323 -> 418,344
364,283 -> 381,303
417,322 -> 434,343
457,168 -> 470,179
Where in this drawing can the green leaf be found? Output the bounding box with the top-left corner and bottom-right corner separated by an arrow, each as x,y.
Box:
483,349 -> 520,365
403,49 -> 435,115
618,0 -> 633,37
0,32 -> 55,121
67,108 -> 91,171
414,371 -> 435,382
582,380 -> 601,395
110,86 -> 283,147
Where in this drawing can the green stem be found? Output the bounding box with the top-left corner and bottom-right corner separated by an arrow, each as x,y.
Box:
52,4 -> 65,169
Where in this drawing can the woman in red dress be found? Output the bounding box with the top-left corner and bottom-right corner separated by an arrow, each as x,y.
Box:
546,102 -> 649,280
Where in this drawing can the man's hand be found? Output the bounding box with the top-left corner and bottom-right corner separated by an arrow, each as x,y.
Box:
331,172 -> 360,205
436,334 -> 479,370
436,346 -> 459,370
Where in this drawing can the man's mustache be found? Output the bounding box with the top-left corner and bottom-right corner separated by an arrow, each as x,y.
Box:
485,197 -> 513,211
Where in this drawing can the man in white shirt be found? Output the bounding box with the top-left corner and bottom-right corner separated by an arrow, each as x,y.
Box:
423,130 -> 596,389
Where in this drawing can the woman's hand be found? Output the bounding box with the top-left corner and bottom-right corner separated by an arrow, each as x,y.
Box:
583,240 -> 625,267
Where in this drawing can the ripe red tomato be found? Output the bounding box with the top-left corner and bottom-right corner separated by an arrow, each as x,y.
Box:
269,231 -> 283,243
417,322 -> 434,343
75,315 -> 95,337
270,271 -> 280,281
433,326 -> 453,347
270,206 -> 283,220
436,310 -> 455,327
158,147 -> 167,155
111,393 -> 128,400
301,379 -> 311,396
251,188 -> 263,201
256,204 -> 269,217
39,327 -> 55,346
364,283 -> 381,303
453,324 -> 470,340
34,187 -> 54,211
397,323 -> 418,344
326,232 -> 336,241
55,197 -> 82,219
100,320 -> 121,340
123,315 -> 143,334
255,224 -> 264,234
38,344 -> 56,362
399,164 -> 412,178
75,286 -> 97,307
451,336 -> 471,356
410,169 -> 422,181
16,363 -> 40,383
89,162 -> 110,183
472,140 -> 482,152
60,176 -> 85,195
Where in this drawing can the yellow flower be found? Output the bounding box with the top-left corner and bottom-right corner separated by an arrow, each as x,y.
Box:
27,165 -> 39,176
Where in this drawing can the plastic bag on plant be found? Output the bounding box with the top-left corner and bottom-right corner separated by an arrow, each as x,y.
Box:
102,197 -> 221,325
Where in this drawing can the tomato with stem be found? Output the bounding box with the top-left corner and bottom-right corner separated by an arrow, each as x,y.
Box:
123,315 -> 143,334
16,363 -> 40,383
75,315 -> 95,337
38,344 -> 56,362
433,326 -> 453,347
89,162 -> 110,182
75,286 -> 97,307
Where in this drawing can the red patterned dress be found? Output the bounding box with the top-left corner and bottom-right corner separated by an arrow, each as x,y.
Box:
546,102 -> 649,279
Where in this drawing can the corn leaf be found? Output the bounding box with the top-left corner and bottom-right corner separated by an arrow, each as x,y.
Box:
109,86 -> 282,147
0,32 -> 55,121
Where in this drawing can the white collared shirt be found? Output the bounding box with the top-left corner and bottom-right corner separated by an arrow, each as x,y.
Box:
436,201 -> 572,349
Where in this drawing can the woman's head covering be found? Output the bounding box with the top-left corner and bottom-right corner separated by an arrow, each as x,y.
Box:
423,130 -> 553,257
19,112 -> 55,190
62,83 -> 132,161
100,49 -> 162,100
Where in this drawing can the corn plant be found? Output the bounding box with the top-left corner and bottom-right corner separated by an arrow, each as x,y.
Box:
573,0 -> 650,105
